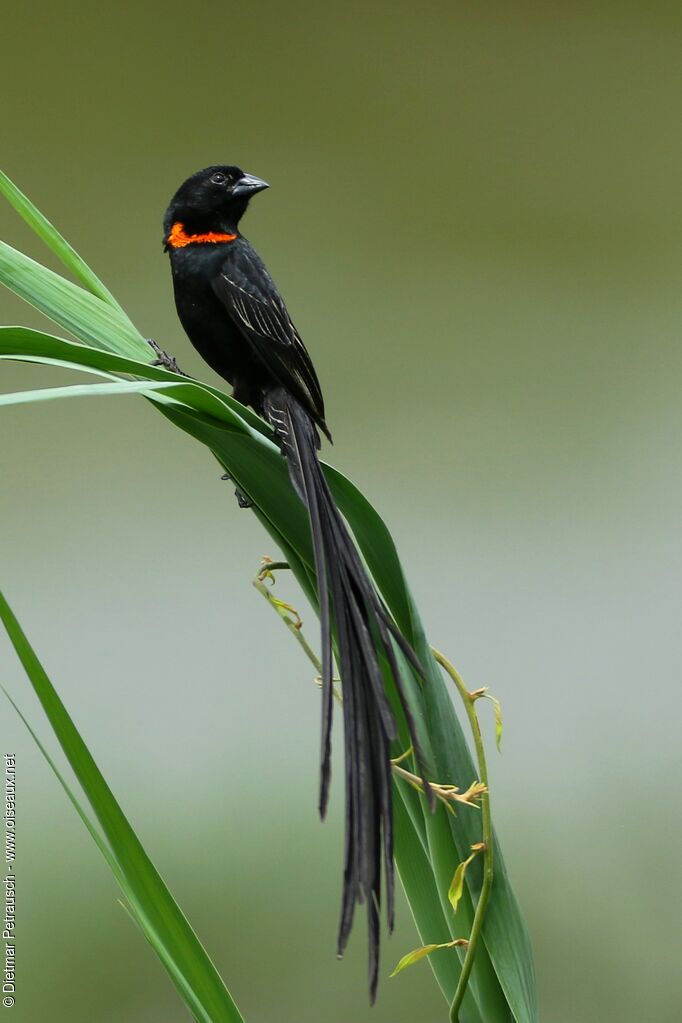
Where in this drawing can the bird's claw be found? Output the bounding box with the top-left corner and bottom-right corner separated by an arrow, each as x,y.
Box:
235,489 -> 253,509
146,338 -> 188,376
219,472 -> 252,509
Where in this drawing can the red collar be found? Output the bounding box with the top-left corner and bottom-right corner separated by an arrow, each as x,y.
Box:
166,221 -> 237,248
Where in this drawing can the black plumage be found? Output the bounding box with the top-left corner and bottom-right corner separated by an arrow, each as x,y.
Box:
162,165 -> 429,1000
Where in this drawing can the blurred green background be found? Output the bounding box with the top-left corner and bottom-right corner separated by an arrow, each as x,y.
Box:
1,2 -> 681,1020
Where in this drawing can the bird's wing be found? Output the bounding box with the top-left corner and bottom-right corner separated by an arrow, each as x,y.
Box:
211,247 -> 329,435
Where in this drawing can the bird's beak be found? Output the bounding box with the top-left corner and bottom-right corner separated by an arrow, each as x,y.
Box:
232,173 -> 270,198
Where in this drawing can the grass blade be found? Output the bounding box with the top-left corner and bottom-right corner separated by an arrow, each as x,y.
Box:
0,168 -> 130,316
0,590 -> 244,1023
0,378 -> 191,408
0,240 -> 147,357
1,684 -> 123,882
0,376 -> 255,432
0,326 -> 272,437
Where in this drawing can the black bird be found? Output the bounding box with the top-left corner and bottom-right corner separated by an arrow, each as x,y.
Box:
162,165 -> 429,999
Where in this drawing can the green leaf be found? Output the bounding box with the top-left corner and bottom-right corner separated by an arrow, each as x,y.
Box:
393,787 -> 484,1023
0,168 -> 130,316
0,376 -> 268,455
0,590 -> 244,1023
449,859 -> 470,915
326,475 -> 536,1021
0,683 -> 123,882
0,327 -> 273,439
390,943 -> 446,977
0,333 -> 269,437
391,938 -> 470,979
448,849 -> 483,914
492,698 -> 503,752
0,240 -> 147,358
0,378 -> 188,408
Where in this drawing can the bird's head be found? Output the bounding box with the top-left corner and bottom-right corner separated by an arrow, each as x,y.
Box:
163,165 -> 269,246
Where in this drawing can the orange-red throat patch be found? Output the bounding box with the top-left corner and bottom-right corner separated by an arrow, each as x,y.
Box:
166,222 -> 237,248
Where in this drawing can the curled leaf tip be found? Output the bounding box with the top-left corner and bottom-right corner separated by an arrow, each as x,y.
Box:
390,944 -> 437,976
448,844 -> 486,912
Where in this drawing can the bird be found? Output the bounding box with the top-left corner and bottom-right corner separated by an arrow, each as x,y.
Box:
161,165 -> 430,1000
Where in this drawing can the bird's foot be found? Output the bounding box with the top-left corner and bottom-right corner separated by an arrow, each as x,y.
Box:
146,338 -> 189,377
235,489 -> 253,509
220,473 -> 252,509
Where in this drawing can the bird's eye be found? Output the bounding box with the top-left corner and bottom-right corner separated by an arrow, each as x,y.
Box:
210,172 -> 227,185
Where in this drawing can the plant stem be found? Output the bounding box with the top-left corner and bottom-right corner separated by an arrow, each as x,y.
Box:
431,648 -> 494,1023
253,567 -> 496,1020
252,563 -> 322,670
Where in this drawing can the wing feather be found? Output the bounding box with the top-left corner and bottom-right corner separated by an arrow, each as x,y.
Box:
211,248 -> 329,436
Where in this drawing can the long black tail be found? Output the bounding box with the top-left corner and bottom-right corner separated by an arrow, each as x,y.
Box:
263,386 -> 429,1001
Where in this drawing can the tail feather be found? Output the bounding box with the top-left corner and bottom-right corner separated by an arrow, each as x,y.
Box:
263,387 -> 429,1002
267,390 -> 335,815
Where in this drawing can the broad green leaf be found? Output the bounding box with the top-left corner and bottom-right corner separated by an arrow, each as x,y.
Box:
0,327 -> 273,438
0,168 -> 129,316
326,473 -> 536,1021
424,800 -> 510,1022
0,378 -> 188,408
0,240 -> 147,358
0,590 -> 244,1023
0,374 -> 257,437
393,787 -> 484,1023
